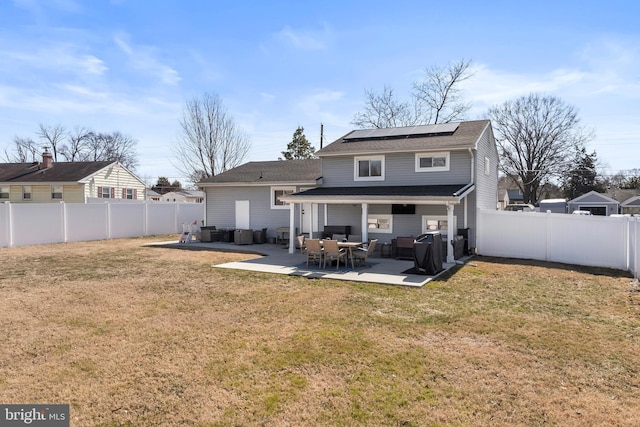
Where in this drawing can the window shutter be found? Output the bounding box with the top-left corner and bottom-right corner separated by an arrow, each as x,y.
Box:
122,188 -> 126,199
97,186 -> 102,198
134,189 -> 138,199
110,187 -> 115,198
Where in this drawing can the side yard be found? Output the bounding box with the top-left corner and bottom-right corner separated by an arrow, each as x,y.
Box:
1,236 -> 639,426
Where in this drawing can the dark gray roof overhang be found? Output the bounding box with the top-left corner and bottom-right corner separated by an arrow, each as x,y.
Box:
280,183 -> 474,205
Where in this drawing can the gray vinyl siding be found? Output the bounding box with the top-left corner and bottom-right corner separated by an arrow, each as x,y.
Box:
323,203 -> 464,244
469,124 -> 499,249
205,185 -> 304,238
321,151 -> 472,187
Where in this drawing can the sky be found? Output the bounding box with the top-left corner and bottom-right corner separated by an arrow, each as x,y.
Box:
1,0 -> 639,186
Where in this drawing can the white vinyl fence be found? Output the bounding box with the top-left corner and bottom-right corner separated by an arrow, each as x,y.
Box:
477,210 -> 640,279
0,201 -> 204,248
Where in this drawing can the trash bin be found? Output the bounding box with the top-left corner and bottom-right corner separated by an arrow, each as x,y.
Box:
412,232 -> 444,275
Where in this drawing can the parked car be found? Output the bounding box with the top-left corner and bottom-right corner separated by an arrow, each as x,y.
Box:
505,204 -> 535,212
572,210 -> 592,215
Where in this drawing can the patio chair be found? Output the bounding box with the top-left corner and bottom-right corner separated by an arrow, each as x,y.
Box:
296,235 -> 307,254
353,239 -> 378,267
332,233 -> 347,242
322,239 -> 347,270
347,234 -> 362,242
305,239 -> 323,267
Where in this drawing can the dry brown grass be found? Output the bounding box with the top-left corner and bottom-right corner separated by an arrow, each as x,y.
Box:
1,236 -> 639,426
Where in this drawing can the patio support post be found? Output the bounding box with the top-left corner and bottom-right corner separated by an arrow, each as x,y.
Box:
289,202 -> 296,254
361,203 -> 369,243
446,203 -> 455,263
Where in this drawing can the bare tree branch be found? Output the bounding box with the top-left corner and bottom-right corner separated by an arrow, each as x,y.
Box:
412,59 -> 473,124
3,136 -> 39,162
36,124 -> 66,161
173,92 -> 251,183
351,59 -> 473,129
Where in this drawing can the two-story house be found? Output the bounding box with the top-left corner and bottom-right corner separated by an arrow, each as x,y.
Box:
199,120 -> 498,262
0,149 -> 147,203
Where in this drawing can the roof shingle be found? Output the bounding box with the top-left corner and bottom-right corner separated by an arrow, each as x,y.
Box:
199,159 -> 321,184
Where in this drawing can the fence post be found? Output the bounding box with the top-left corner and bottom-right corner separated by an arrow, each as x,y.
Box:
105,201 -> 111,239
61,201 -> 68,242
4,201 -> 13,247
545,211 -> 552,262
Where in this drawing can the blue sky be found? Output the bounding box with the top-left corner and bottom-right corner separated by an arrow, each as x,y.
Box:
1,0 -> 638,185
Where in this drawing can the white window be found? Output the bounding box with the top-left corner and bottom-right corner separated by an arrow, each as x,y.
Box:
22,185 -> 32,200
124,188 -> 136,199
98,186 -> 113,198
355,155 -> 385,181
415,152 -> 450,172
271,186 -> 295,209
367,214 -> 393,233
484,157 -> 490,176
422,215 -> 457,235
51,185 -> 63,200
0,186 -> 8,199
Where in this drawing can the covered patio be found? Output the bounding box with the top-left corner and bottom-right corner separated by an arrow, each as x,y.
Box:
279,183 -> 475,263
152,240 -> 460,287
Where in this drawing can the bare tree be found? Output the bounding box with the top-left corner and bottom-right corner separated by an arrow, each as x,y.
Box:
60,126 -> 92,162
351,59 -> 473,129
489,93 -> 593,204
412,59 -> 473,124
173,92 -> 251,183
351,86 -> 419,128
36,124 -> 66,161
84,131 -> 139,170
3,136 -> 40,162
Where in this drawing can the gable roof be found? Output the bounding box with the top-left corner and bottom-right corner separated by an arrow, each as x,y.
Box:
0,161 -> 116,183
316,120 -> 491,157
198,159 -> 322,186
621,195 -> 640,207
569,190 -> 619,205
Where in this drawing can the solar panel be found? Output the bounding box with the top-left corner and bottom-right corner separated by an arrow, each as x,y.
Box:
344,122 -> 459,141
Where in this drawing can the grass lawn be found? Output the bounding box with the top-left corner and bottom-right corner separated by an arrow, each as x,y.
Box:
1,236 -> 639,426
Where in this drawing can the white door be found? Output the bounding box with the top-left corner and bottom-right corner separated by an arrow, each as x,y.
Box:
235,200 -> 250,229
301,203 -> 318,235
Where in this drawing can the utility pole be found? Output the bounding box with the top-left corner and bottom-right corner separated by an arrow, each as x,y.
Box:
320,123 -> 324,149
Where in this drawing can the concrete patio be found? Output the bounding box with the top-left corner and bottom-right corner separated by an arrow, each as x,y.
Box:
151,240 -> 460,287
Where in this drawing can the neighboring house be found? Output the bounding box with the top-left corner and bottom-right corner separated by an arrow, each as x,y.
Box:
506,189 -> 524,204
0,149 -> 146,203
199,120 -> 499,262
620,196 -> 640,215
146,189 -> 161,201
567,191 -> 619,216
161,190 -> 205,203
498,188 -> 509,210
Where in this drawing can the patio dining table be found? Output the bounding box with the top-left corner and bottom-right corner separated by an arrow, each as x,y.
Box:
320,240 -> 363,269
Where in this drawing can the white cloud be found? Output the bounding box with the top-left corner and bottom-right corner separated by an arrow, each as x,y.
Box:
273,24 -> 332,51
296,89 -> 349,128
113,33 -> 181,85
0,43 -> 108,78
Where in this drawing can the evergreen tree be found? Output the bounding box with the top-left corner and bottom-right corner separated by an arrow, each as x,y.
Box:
281,126 -> 316,160
152,177 -> 173,195
562,147 -> 604,199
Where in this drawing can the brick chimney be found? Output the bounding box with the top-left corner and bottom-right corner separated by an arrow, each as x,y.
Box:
42,148 -> 53,168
